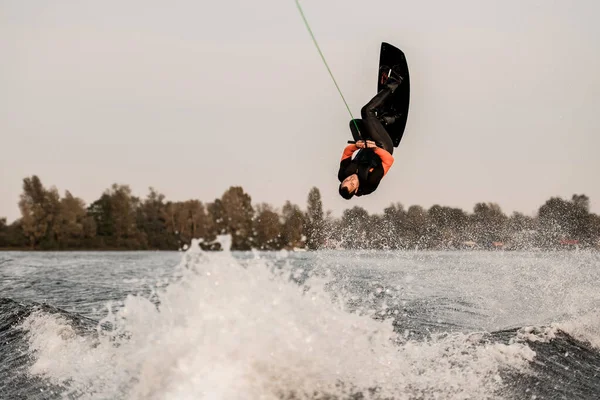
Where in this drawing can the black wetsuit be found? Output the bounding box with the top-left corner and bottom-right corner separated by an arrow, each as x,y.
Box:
337,85 -> 396,196
338,151 -> 384,196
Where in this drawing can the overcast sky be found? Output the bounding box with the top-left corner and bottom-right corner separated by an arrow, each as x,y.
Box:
1,0 -> 599,222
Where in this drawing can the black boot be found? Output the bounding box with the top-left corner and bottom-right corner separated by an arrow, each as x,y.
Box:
381,115 -> 396,125
380,65 -> 404,88
386,81 -> 400,94
379,112 -> 403,125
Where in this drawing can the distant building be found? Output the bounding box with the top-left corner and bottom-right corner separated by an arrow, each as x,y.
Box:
559,239 -> 579,249
559,239 -> 579,246
462,241 -> 478,249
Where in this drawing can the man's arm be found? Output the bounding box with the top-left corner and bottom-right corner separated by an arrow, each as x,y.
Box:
363,165 -> 384,194
340,144 -> 358,161
338,158 -> 352,182
373,147 -> 394,175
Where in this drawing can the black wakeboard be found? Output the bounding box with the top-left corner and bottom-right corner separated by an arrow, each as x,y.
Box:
348,42 -> 410,148
378,42 -> 410,147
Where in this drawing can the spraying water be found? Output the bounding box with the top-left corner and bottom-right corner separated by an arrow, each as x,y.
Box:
1,243 -> 599,399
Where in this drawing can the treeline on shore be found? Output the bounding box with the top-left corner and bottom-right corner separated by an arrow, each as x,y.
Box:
1,176 -> 599,251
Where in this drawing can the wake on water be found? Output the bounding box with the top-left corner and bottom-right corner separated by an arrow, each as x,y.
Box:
1,242 -> 599,399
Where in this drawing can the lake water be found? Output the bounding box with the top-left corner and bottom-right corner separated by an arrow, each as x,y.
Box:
1,245 -> 599,399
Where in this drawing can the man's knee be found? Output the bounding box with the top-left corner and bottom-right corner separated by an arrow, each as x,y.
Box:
361,105 -> 375,119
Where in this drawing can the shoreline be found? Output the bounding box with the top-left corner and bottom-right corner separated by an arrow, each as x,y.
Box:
1,248 -> 596,252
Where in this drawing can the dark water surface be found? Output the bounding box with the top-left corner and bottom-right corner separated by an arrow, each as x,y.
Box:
1,249 -> 599,399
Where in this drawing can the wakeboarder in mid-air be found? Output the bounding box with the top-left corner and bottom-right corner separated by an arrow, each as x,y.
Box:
338,78 -> 401,199
337,42 -> 410,199
293,3 -> 410,200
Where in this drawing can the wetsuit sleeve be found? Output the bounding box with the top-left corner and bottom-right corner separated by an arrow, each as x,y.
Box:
374,148 -> 394,175
360,166 -> 383,195
341,144 -> 357,161
338,158 -> 352,182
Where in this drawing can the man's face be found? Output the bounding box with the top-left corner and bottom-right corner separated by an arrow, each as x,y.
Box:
341,174 -> 359,194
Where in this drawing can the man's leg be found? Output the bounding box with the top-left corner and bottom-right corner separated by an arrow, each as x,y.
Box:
360,84 -> 397,154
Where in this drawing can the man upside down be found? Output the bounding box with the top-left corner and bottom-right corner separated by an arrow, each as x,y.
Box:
338,79 -> 400,199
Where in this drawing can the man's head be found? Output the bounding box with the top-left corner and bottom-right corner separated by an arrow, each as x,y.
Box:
339,174 -> 359,200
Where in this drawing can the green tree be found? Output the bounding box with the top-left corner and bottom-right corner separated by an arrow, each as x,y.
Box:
281,201 -> 305,249
207,199 -> 226,235
428,205 -> 469,249
137,188 -> 171,249
319,210 -> 339,249
88,184 -> 145,249
9,174 -> 600,252
378,203 -> 406,249
163,200 -> 214,249
340,206 -> 370,249
469,203 -> 507,247
505,212 -> 536,249
88,194 -> 113,239
404,205 -> 428,249
0,219 -> 27,248
590,213 -> 600,248
52,191 -> 95,248
305,187 -> 325,250
185,200 -> 215,244
0,218 -> 7,247
253,204 -> 283,250
366,213 -> 390,249
220,186 -> 254,250
507,212 -> 535,232
538,197 -> 573,247
571,194 -> 593,245
537,194 -> 593,247
18,176 -> 61,248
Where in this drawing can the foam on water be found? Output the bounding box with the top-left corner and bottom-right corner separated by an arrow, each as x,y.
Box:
20,242 -> 539,400
555,311 -> 600,350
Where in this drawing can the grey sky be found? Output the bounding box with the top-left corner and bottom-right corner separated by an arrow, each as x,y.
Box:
1,0 -> 599,222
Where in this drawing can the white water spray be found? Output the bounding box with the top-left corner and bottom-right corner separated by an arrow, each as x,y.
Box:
21,240 -> 537,399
